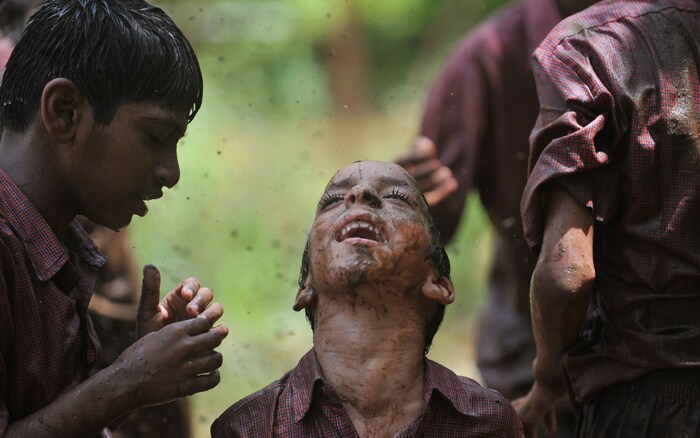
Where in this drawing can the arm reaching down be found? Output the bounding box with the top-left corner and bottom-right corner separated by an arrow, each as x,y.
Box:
513,186 -> 594,437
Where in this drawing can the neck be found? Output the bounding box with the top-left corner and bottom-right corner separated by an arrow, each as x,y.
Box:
0,129 -> 75,238
313,285 -> 430,437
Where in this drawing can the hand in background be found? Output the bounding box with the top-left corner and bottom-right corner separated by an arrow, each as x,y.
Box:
511,380 -> 561,438
395,136 -> 458,207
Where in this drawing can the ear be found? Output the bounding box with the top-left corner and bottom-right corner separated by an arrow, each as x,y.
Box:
421,271 -> 455,305
293,283 -> 317,311
41,78 -> 90,144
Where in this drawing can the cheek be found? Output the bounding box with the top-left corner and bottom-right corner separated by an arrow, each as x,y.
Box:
307,218 -> 333,265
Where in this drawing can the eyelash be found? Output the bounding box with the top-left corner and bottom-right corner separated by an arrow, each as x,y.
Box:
384,188 -> 412,205
318,192 -> 344,209
318,188 -> 413,210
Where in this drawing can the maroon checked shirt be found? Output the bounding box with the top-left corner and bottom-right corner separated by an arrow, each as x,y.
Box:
418,0 -> 563,399
0,168 -> 105,432
521,0 -> 700,403
211,349 -> 524,437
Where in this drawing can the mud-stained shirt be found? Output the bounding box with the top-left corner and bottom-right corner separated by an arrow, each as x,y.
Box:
211,349 -> 524,437
0,168 -> 105,432
521,0 -> 700,403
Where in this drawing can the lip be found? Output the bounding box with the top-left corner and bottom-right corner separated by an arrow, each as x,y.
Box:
135,198 -> 149,217
135,191 -> 162,217
334,211 -> 386,245
139,190 -> 163,202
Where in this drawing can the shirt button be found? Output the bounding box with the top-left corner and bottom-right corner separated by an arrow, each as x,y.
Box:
69,290 -> 80,299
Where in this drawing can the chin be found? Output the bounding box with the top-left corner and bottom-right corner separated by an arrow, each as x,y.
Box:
84,212 -> 132,232
331,259 -> 384,289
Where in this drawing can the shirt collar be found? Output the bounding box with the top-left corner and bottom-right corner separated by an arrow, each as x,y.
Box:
524,0 -> 564,57
288,349 -> 479,422
423,358 -> 474,415
0,168 -> 105,282
289,349 -> 325,423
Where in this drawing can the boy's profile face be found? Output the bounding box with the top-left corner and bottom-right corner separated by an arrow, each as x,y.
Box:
68,101 -> 187,231
306,161 -> 434,291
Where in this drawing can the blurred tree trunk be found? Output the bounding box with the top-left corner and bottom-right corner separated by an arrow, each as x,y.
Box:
323,0 -> 369,115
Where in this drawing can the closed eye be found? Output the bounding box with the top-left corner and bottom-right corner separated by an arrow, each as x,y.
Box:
318,192 -> 345,210
384,188 -> 414,206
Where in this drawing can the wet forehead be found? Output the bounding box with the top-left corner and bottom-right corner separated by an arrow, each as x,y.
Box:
117,102 -> 189,137
325,161 -> 419,192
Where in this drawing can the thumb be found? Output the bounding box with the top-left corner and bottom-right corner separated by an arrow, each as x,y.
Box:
138,264 -> 161,319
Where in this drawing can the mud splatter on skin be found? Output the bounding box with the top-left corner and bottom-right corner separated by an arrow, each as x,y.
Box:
295,162 -> 450,437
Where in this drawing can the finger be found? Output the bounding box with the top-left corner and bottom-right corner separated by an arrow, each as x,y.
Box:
412,136 -> 437,156
408,158 -> 442,183
183,314 -> 212,336
184,351 -> 224,375
544,409 -> 557,436
424,174 -> 459,207
164,291 -> 190,321
175,277 -> 201,301
186,287 -> 214,317
198,302 -> 224,325
212,324 -> 229,339
395,137 -> 437,166
395,152 -> 432,168
137,265 -> 161,321
177,369 -> 222,397
189,324 -> 228,351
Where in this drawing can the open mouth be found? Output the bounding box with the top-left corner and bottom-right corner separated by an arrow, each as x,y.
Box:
139,192 -> 163,202
337,219 -> 385,243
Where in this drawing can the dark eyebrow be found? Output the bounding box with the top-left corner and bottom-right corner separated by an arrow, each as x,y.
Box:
327,176 -> 414,191
326,177 -> 353,191
142,113 -> 188,138
378,176 -> 411,188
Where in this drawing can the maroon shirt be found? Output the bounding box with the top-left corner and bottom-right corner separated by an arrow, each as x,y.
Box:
211,349 -> 524,437
521,0 -> 700,403
419,0 -> 562,398
0,168 -> 105,431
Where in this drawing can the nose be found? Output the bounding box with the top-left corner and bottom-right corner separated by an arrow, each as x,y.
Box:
344,184 -> 382,209
155,153 -> 180,189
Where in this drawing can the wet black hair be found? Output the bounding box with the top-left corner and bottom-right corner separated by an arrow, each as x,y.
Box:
298,190 -> 452,356
0,0 -> 203,132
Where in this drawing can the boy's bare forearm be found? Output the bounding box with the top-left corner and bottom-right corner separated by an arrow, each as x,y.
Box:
5,317 -> 226,437
4,364 -> 134,437
530,186 -> 595,390
530,258 -> 593,389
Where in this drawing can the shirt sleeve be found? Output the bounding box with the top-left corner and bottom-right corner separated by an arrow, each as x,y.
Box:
521,42 -> 620,254
419,35 -> 488,243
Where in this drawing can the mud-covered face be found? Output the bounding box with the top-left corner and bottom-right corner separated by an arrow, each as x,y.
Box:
306,161 -> 434,292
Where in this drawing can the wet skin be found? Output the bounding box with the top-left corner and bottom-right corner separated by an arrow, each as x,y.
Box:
295,161 -> 455,438
70,102 -> 186,231
307,161 -> 435,297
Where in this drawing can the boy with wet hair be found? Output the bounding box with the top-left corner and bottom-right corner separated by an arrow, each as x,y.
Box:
212,161 -> 523,437
0,0 -> 227,436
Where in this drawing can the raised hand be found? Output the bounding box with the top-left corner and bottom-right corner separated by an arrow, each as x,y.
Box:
137,264 -> 224,338
114,316 -> 228,407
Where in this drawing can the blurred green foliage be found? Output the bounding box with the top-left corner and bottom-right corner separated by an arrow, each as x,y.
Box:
133,0 -> 508,435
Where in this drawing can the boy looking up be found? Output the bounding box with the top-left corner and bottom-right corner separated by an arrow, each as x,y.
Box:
212,161 -> 524,437
0,1 -> 227,436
